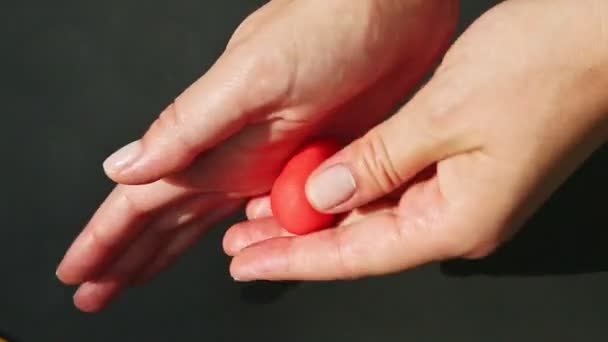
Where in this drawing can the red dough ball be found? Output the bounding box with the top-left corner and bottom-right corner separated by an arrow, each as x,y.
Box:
271,139 -> 341,235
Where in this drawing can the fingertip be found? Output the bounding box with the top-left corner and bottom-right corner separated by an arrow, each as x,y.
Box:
55,266 -> 80,286
223,221 -> 264,257
230,237 -> 293,282
55,234 -> 96,285
73,281 -> 119,313
102,140 -> 143,182
222,224 -> 241,257
102,164 -> 163,186
223,218 -> 291,257
73,293 -> 102,313
245,197 -> 272,220
102,143 -> 189,185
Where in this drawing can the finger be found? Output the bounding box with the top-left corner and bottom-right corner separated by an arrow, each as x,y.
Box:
102,0 -> 304,186
230,178 -> 457,282
223,217 -> 292,257
105,0 -> 289,186
230,210 -> 454,281
73,280 -> 121,313
245,196 -> 272,220
82,194 -> 225,284
132,201 -> 242,285
102,36 -> 296,185
72,227 -> 170,313
229,196 -> 399,257
304,77 -> 482,214
73,201 -> 240,312
56,180 -> 194,285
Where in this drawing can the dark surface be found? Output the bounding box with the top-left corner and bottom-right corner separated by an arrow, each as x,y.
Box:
2,1 -> 607,341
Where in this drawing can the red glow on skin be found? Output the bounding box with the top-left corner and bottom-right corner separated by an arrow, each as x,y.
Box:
270,139 -> 341,235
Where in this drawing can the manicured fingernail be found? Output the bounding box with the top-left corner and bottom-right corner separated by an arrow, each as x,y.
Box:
233,276 -> 253,283
253,201 -> 272,219
306,164 -> 356,211
232,269 -> 256,282
103,140 -> 142,174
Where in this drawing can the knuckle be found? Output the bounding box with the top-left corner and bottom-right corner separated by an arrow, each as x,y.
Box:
447,233 -> 500,260
403,74 -> 483,157
453,220 -> 504,260
227,0 -> 280,50
116,188 -> 147,219
432,236 -> 467,261
462,240 -> 500,260
152,101 -> 198,152
355,131 -> 404,194
240,49 -> 295,109
284,238 -> 296,276
425,228 -> 492,261
227,14 -> 257,49
334,229 -> 361,280
419,76 -> 468,136
434,205 -> 505,261
88,228 -> 112,251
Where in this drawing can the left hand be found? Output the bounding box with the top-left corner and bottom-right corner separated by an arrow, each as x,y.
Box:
224,0 -> 608,281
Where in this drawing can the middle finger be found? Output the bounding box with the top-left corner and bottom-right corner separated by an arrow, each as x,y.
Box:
56,180 -> 197,285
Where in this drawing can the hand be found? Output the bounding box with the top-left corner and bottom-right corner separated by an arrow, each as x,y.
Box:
224,0 -> 608,281
56,0 -> 459,312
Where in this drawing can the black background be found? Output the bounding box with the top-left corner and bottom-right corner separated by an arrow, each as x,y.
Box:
2,1 -> 607,341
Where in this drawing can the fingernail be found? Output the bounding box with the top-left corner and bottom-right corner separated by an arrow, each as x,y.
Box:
253,201 -> 272,219
233,276 -> 253,283
103,140 -> 142,174
232,269 -> 256,282
306,164 -> 356,211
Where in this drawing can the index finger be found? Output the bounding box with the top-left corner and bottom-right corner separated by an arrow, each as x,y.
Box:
229,210 -> 453,281
56,180 -> 196,284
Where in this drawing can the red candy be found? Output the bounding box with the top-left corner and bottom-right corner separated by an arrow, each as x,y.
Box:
270,139 -> 341,235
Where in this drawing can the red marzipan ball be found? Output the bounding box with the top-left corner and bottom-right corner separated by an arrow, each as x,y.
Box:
270,139 -> 341,235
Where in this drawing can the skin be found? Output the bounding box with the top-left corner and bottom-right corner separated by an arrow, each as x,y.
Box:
56,0 -> 607,312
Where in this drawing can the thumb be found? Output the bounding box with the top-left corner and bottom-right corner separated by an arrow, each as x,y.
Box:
305,83 -> 478,213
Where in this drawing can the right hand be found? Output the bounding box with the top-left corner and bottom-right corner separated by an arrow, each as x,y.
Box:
225,0 -> 608,283
56,0 -> 459,312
